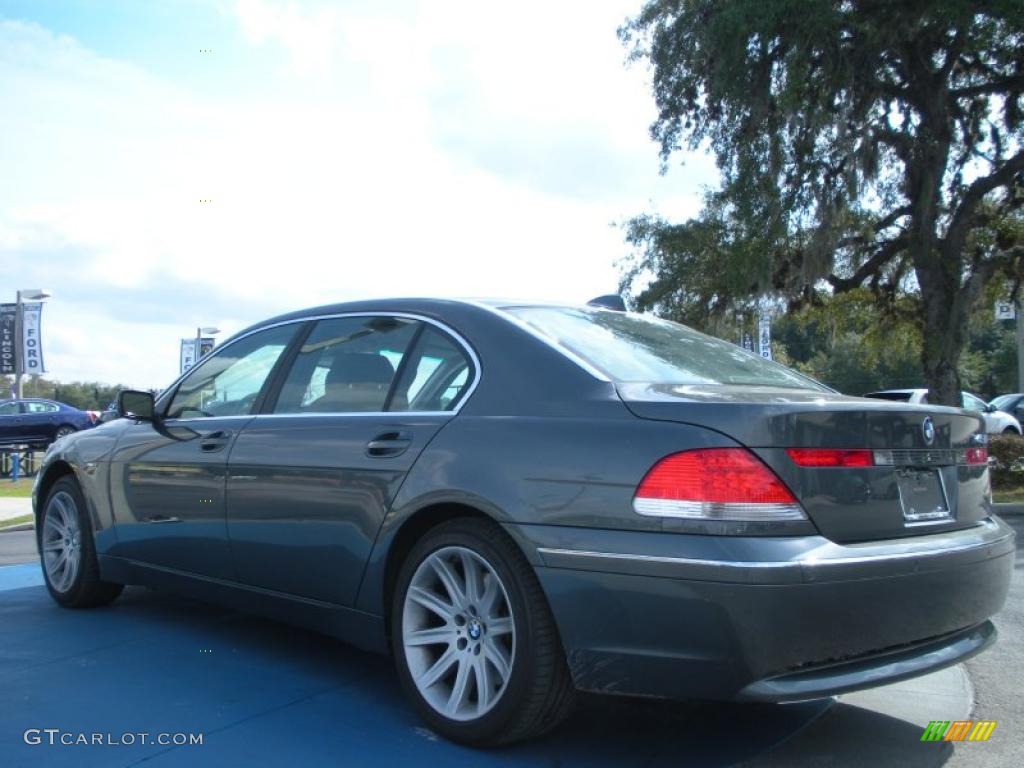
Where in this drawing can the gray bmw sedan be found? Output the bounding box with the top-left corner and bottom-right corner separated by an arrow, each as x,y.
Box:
33,298 -> 1014,746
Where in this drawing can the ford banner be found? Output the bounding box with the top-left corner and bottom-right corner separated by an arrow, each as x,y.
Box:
20,302 -> 45,375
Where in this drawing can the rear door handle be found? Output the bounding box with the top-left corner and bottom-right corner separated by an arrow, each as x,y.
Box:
366,431 -> 412,458
199,429 -> 233,453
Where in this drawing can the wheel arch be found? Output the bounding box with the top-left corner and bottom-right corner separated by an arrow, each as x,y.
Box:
34,460 -> 76,525
365,499 -> 540,640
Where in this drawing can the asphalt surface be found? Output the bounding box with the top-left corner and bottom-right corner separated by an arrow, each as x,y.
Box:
0,515 -> 1020,767
0,528 -> 36,565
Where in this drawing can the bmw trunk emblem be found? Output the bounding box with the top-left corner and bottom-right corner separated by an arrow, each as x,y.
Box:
922,417 -> 936,446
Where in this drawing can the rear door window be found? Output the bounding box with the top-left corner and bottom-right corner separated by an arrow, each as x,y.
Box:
390,326 -> 473,412
272,316 -> 419,414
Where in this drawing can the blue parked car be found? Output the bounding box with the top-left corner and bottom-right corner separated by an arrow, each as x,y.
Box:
0,398 -> 96,449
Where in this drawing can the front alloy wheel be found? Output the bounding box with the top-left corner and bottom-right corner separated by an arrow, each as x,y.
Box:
40,477 -> 123,608
42,490 -> 82,593
392,518 -> 575,746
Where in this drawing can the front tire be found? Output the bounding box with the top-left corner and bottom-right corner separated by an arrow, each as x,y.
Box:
40,477 -> 123,608
391,517 -> 575,746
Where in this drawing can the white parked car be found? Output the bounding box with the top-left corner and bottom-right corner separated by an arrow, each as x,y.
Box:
864,389 -> 1022,434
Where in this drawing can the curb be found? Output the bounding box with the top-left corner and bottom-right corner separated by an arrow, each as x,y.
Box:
994,502 -> 1024,516
0,522 -> 34,533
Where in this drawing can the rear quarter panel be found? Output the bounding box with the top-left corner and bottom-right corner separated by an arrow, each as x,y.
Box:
354,404 -> 804,614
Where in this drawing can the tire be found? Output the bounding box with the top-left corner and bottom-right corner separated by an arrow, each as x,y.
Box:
391,517 -> 575,746
40,476 -> 123,608
1002,427 -> 1019,435
53,426 -> 76,441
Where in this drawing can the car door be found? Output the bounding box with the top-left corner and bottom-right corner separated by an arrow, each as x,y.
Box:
20,400 -> 61,443
107,323 -> 300,579
0,400 -> 25,445
226,315 -> 476,606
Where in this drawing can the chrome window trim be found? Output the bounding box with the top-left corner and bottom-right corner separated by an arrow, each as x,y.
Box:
463,300 -> 612,383
156,311 -> 481,418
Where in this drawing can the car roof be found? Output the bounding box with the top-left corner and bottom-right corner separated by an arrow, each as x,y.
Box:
233,297 -> 591,340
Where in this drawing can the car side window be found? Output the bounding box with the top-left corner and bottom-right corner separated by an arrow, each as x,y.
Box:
25,402 -> 58,414
273,316 -> 419,414
165,325 -> 298,419
0,401 -> 19,415
391,326 -> 473,412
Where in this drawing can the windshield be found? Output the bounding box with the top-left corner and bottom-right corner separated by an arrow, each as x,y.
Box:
990,395 -> 1017,410
506,306 -> 828,390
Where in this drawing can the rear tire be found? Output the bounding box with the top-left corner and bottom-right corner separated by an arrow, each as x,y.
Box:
391,517 -> 575,746
40,476 -> 123,608
53,426 -> 76,441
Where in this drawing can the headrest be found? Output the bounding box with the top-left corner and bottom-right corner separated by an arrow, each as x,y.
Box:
325,353 -> 395,386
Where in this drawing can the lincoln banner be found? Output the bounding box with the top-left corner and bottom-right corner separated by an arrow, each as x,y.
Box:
0,303 -> 16,375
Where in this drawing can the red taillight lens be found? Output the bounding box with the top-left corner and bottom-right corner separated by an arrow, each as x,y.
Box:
964,446 -> 987,465
785,449 -> 873,467
633,448 -> 805,521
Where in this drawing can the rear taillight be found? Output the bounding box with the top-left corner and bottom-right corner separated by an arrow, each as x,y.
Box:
633,448 -> 806,521
786,449 -> 873,467
964,446 -> 987,465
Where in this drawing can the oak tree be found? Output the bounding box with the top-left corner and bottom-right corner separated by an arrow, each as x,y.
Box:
620,0 -> 1024,403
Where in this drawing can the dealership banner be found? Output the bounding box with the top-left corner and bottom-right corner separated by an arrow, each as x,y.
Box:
180,338 -> 216,374
758,316 -> 773,361
0,304 -> 15,375
21,302 -> 46,374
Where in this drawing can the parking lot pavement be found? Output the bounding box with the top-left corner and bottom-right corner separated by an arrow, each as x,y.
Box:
2,516 -> 1018,768
0,568 -> 830,768
0,530 -> 38,566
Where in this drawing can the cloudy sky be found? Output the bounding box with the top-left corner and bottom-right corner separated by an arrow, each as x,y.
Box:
0,0 -> 714,389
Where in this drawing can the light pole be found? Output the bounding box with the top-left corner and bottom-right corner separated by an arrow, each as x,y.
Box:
15,289 -> 52,399
195,326 -> 220,366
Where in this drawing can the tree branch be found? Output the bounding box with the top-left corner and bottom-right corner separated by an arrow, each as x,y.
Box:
828,236 -> 908,292
944,149 -> 1024,258
950,73 -> 1024,99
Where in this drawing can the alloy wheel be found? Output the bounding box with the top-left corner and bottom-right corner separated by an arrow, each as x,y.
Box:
402,545 -> 516,722
42,491 -> 82,593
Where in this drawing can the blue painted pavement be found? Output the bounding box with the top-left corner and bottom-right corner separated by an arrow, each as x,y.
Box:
0,566 -> 829,767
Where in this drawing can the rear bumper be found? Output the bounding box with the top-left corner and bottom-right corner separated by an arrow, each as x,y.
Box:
509,516 -> 1014,701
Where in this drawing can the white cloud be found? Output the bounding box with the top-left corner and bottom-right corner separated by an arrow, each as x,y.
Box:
0,3 -> 714,389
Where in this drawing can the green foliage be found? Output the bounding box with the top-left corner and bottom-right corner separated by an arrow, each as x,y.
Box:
620,0 -> 1024,405
0,375 -> 129,411
988,433 -> 1024,488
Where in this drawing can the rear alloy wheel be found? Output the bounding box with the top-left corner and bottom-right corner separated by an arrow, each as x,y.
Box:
53,426 -> 76,441
41,477 -> 123,608
392,518 -> 575,746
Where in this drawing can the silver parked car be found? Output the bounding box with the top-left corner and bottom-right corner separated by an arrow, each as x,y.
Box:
865,389 -> 1022,434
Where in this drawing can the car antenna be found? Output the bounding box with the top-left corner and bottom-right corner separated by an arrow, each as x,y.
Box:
586,294 -> 627,311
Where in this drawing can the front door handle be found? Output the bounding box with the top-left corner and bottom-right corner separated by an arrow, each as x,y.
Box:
366,431 -> 412,458
199,429 -> 233,452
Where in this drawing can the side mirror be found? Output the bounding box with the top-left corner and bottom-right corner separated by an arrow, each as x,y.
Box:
118,390 -> 156,421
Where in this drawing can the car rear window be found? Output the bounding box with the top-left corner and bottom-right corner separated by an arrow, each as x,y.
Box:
505,306 -> 828,390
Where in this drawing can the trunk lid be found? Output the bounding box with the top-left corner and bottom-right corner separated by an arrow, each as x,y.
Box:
618,383 -> 991,543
